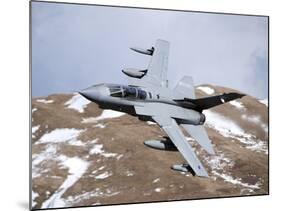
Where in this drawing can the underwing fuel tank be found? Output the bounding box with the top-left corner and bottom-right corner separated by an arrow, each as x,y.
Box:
130,47 -> 154,55
143,140 -> 177,151
171,164 -> 195,175
122,68 -> 147,79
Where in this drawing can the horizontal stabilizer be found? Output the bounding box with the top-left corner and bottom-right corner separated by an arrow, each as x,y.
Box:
175,92 -> 245,111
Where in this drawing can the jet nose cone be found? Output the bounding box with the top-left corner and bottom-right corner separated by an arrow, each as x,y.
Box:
79,87 -> 100,102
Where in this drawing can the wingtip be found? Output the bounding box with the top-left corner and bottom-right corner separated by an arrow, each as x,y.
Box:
196,166 -> 209,177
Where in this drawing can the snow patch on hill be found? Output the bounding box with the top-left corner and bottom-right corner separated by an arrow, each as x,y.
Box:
126,170 -> 134,176
229,100 -> 245,110
94,123 -> 106,129
36,128 -> 84,144
202,151 -> 260,190
33,132 -> 121,208
32,191 -> 39,207
95,171 -> 112,179
259,99 -> 268,107
242,114 -> 268,133
212,171 -> 260,189
153,178 -> 160,183
65,94 -> 91,113
37,99 -> 54,104
246,140 -> 268,154
32,144 -> 57,178
204,110 -> 267,154
32,125 -> 40,138
155,187 -> 163,192
68,139 -> 86,146
204,152 -> 234,171
196,86 -> 215,95
82,109 -> 125,123
64,188 -> 120,205
89,144 -> 117,158
204,110 -> 246,137
42,156 -> 90,208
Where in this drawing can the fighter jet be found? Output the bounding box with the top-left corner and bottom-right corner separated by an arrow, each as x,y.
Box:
79,39 -> 245,177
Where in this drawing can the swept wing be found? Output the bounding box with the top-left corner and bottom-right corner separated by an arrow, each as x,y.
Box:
152,116 -> 209,177
128,39 -> 170,88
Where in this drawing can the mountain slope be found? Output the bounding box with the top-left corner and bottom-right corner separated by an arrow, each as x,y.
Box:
31,85 -> 268,209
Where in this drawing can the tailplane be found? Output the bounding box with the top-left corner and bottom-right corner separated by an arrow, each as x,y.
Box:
175,92 -> 245,111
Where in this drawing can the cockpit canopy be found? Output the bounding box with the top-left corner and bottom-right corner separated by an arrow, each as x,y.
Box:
108,84 -> 147,100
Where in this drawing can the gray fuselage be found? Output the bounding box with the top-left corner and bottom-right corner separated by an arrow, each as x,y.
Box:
79,83 -> 205,126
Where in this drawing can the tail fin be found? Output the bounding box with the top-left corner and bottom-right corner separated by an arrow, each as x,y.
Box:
174,76 -> 195,99
175,92 -> 245,111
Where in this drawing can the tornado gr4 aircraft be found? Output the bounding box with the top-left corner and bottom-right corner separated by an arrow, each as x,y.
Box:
79,39 -> 245,177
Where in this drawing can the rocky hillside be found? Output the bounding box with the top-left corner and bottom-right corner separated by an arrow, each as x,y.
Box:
31,85 -> 269,210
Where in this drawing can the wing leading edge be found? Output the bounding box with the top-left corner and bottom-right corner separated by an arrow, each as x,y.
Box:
152,116 -> 209,177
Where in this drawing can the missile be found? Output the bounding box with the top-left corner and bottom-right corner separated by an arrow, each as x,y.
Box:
171,164 -> 190,173
143,140 -> 177,151
171,164 -> 195,175
130,47 -> 154,55
122,68 -> 147,79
